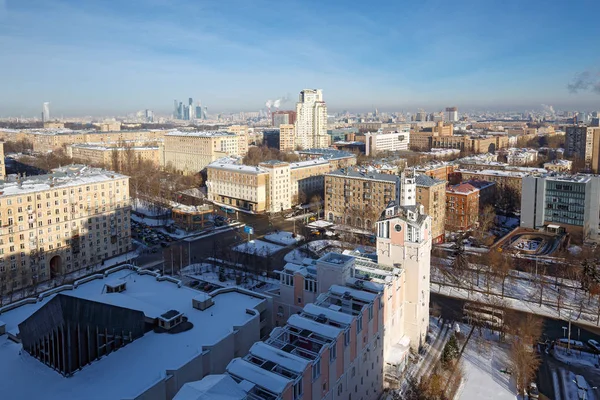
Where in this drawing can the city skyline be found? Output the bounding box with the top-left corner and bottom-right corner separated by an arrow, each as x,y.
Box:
0,0 -> 599,117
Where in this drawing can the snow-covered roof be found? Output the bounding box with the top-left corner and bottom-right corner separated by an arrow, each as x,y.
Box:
0,268 -> 265,400
248,342 -> 310,373
0,165 -> 127,198
166,130 -> 236,138
287,314 -> 342,339
227,358 -> 291,394
302,303 -> 354,325
289,158 -> 329,169
329,284 -> 377,303
174,375 -> 248,400
70,144 -> 159,151
207,162 -> 267,174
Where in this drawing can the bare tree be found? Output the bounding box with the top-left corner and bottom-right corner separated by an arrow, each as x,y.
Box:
475,204 -> 496,246
489,250 -> 513,298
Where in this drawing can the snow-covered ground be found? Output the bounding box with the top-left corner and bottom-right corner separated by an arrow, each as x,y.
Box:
233,240 -> 285,257
458,330 -> 517,400
131,198 -> 170,217
560,369 -> 596,400
263,231 -> 304,246
553,346 -> 600,369
306,240 -> 344,254
131,214 -> 172,227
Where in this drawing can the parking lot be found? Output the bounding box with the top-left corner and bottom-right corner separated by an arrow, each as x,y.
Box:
131,220 -> 177,251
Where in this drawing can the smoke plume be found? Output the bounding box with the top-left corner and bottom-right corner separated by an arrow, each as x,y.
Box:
567,70 -> 600,94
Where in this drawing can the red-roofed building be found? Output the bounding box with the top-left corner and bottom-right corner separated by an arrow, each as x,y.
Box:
446,183 -> 480,231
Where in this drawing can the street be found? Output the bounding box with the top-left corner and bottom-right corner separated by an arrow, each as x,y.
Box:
432,292 -> 600,399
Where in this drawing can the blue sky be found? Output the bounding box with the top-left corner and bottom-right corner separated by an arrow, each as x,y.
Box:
1,0 -> 599,117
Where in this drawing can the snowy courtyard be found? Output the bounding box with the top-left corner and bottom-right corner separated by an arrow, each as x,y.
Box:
233,240 -> 285,257
458,331 -> 516,400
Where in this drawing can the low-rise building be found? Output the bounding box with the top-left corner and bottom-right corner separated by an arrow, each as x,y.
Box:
415,162 -> 457,181
445,183 -> 480,231
503,148 -> 538,166
172,203 -> 213,231
325,168 -> 400,229
296,148 -> 357,170
521,174 -> 600,243
544,159 -> 573,173
0,266 -> 272,400
68,144 -> 160,168
0,165 -> 131,292
364,129 -> 410,156
416,174 -> 446,243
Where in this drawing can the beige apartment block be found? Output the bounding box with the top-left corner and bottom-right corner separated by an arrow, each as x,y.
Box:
42,122 -> 65,129
162,131 -> 240,175
95,121 -> 122,132
259,161 -> 292,213
226,125 -> 250,156
325,169 -> 399,230
29,130 -> 167,153
69,144 -> 160,168
290,159 -> 331,203
279,124 -> 295,152
415,174 -> 446,243
0,165 -> 131,293
295,89 -> 329,149
206,162 -> 268,212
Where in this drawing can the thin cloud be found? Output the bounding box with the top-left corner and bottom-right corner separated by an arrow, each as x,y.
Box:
568,70 -> 600,94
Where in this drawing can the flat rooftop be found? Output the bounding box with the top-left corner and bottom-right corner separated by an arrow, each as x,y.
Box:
0,165 -> 127,197
0,268 -> 264,400
166,130 -> 236,138
326,168 -> 399,183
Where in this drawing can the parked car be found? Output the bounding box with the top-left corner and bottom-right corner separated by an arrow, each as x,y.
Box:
528,382 -> 539,399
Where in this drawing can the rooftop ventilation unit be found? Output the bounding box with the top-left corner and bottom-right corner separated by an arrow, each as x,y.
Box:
157,310 -> 184,331
104,280 -> 126,293
315,314 -> 328,324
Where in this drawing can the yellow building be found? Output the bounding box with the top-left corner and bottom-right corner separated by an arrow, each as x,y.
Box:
162,131 -> 241,175
0,165 -> 131,292
172,204 -> 213,231
43,122 -> 65,129
29,129 -> 166,153
289,159 -> 331,203
94,121 -> 122,132
415,174 -> 446,243
279,124 -> 295,152
68,144 -> 160,168
226,125 -> 250,156
324,169 -> 399,230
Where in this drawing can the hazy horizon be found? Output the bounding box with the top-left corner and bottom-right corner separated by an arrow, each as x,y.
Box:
1,0 -> 599,117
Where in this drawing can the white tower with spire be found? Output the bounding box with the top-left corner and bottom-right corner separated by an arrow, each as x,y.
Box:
375,194 -> 432,349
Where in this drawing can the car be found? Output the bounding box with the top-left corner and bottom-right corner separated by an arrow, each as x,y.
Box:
151,248 -> 159,253
528,382 -> 539,399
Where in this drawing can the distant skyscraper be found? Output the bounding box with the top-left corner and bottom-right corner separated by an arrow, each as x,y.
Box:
415,111 -> 427,122
42,102 -> 50,122
189,97 -> 193,106
295,89 -> 328,149
145,109 -> 154,122
195,104 -> 203,119
173,100 -> 178,119
203,106 -> 208,120
445,107 -> 458,122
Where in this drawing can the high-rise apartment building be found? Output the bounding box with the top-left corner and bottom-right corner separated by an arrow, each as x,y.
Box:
565,126 -> 600,172
295,89 -> 329,150
0,165 -> 131,293
42,102 -> 50,123
521,174 -> 600,243
445,107 -> 458,122
278,124 -> 295,152
416,173 -> 446,243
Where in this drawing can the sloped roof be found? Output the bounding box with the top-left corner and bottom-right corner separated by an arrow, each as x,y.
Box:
415,174 -> 445,187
